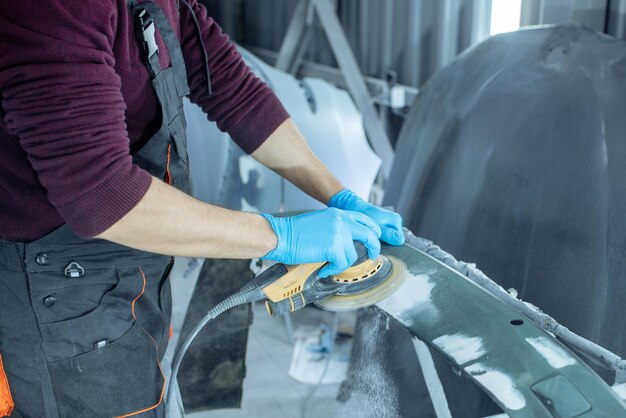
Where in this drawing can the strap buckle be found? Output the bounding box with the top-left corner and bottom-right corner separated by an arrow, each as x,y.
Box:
64,262 -> 85,278
136,9 -> 159,59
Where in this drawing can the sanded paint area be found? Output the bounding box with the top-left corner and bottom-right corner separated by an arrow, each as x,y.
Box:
374,234 -> 626,418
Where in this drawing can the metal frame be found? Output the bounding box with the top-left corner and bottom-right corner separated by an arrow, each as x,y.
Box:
275,0 -> 395,178
249,46 -> 418,111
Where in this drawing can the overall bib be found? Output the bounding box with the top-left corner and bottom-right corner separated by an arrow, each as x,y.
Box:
0,1 -> 196,416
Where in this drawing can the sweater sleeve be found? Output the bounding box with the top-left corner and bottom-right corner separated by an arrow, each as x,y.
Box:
0,1 -> 152,237
180,0 -> 290,154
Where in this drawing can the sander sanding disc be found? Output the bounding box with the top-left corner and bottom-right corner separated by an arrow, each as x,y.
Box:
315,257 -> 407,312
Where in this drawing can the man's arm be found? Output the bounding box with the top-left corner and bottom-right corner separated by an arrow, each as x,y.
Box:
251,118 -> 344,204
97,176 -> 277,259
0,1 -> 385,265
251,120 -> 406,246
179,3 -> 342,205
97,175 -> 382,276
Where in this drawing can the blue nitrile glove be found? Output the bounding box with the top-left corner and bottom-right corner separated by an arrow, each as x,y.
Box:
261,208 -> 382,277
327,189 -> 405,246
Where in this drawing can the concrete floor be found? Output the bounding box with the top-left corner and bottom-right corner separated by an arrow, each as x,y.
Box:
190,302 -> 353,418
166,257 -> 357,418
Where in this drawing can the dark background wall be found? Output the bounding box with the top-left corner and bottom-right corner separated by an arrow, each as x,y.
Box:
200,0 -> 626,90
200,0 -> 492,88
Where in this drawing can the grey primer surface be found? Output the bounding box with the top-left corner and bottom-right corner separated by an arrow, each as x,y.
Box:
376,234 -> 626,418
384,24 -> 626,416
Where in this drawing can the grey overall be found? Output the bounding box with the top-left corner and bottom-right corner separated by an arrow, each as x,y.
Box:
0,1 -> 198,416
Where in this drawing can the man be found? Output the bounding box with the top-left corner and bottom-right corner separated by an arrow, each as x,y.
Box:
0,0 -> 403,417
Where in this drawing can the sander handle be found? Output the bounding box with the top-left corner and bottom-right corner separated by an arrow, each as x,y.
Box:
262,241 -> 370,316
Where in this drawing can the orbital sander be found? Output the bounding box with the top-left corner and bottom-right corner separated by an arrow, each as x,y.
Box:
252,241 -> 403,315
166,241 -> 405,414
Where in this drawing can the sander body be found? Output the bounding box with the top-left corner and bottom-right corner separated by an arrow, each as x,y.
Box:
251,242 -> 404,316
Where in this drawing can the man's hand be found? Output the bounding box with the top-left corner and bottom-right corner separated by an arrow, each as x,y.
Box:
251,119 -> 404,246
261,208 -> 382,277
328,189 -> 404,246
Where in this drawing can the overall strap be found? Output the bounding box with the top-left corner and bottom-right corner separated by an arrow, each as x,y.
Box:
127,0 -> 180,12
126,0 -> 212,96
131,1 -> 191,97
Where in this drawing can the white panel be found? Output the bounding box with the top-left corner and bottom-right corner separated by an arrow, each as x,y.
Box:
186,47 -> 381,214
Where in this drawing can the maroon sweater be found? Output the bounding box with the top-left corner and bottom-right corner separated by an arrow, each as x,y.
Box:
0,0 -> 289,241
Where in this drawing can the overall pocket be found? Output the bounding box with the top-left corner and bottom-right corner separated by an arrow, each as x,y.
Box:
25,243 -> 171,416
116,259 -> 172,359
46,321 -> 164,418
36,267 -> 140,363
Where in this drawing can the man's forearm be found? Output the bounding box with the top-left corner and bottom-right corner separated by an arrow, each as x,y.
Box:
96,176 -> 277,258
251,118 -> 344,204
97,118 -> 342,257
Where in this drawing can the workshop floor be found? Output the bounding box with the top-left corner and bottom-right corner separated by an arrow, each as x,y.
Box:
190,303 -> 353,418
167,257 -> 356,418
